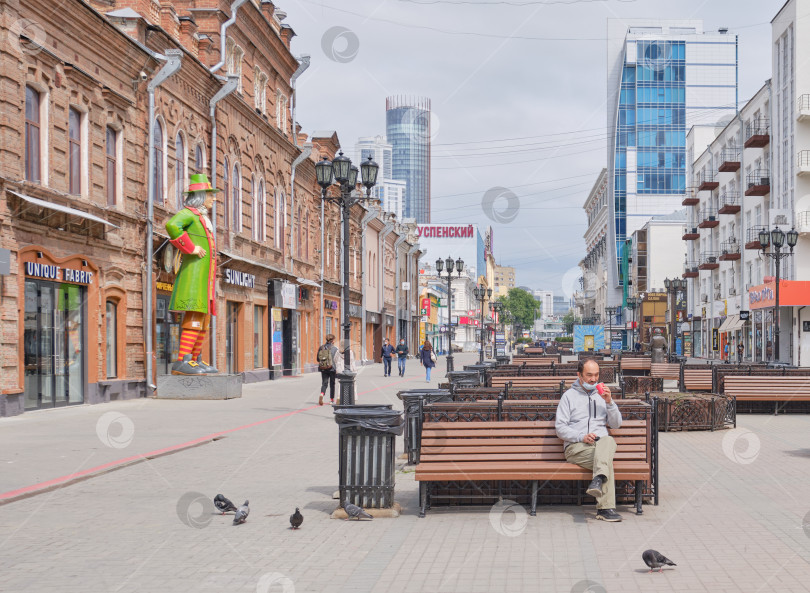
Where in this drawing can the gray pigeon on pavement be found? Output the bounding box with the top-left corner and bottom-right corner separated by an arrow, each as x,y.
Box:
233,500 -> 249,525
344,499 -> 372,521
642,549 -> 676,573
214,494 -> 237,514
290,508 -> 303,530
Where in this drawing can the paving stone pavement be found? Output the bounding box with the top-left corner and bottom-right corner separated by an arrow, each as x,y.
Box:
1,351 -> 810,592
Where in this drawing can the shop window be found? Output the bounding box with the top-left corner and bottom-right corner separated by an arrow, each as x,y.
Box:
254,305 -> 265,368
25,86 -> 43,182
106,127 -> 117,206
106,300 -> 118,378
68,107 -> 81,195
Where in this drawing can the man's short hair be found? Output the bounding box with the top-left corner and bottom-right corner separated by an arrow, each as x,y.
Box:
577,358 -> 599,374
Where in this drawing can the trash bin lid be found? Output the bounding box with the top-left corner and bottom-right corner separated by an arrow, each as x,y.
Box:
334,407 -> 405,435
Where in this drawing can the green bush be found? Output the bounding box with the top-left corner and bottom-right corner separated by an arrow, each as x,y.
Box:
555,336 -> 574,343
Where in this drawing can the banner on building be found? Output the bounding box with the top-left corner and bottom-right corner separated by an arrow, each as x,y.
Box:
271,308 -> 283,366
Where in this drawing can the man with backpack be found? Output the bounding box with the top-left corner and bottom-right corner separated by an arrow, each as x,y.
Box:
381,338 -> 395,377
318,334 -> 339,406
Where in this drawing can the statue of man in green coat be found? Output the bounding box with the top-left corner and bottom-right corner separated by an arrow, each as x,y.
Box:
166,173 -> 219,375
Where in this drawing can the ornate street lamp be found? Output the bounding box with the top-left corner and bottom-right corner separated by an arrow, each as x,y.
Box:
473,286 -> 492,362
626,296 -> 641,351
436,255 -> 464,372
759,226 -> 799,362
317,153 -> 379,405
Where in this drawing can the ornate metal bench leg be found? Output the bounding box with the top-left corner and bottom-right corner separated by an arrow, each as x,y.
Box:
635,480 -> 643,515
419,482 -> 427,518
530,480 -> 538,517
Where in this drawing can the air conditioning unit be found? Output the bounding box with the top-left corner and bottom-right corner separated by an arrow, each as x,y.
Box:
701,294 -> 709,303
714,291 -> 722,300
714,283 -> 721,290
729,287 -> 737,295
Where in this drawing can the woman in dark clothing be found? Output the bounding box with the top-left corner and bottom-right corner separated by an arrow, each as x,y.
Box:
419,340 -> 436,382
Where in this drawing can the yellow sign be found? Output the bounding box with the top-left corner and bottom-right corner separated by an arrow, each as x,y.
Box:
156,281 -> 174,292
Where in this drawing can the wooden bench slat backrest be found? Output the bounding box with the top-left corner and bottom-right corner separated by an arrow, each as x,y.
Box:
620,358 -> 652,370
650,363 -> 680,379
724,376 -> 810,400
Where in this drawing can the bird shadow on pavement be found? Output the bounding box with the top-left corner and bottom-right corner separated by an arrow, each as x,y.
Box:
633,568 -> 673,573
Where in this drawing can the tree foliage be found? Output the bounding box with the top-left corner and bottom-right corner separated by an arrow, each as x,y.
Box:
498,288 -> 541,329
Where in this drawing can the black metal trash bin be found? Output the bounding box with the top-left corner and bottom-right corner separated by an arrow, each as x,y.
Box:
464,363 -> 492,385
334,407 -> 404,509
396,389 -> 452,465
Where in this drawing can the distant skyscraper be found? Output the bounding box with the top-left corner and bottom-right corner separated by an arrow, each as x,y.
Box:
355,135 -> 405,220
386,96 -> 431,223
606,20 -> 738,304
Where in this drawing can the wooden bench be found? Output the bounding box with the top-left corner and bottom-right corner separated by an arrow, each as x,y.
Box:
490,376 -> 578,392
523,347 -> 545,355
620,357 -> 651,372
415,417 -> 654,517
511,357 -> 558,366
453,387 -> 562,402
682,367 -> 713,392
723,376 -> 810,414
651,363 -> 680,381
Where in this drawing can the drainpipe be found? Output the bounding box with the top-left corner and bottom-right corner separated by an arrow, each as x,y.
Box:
290,55 -> 311,148
145,49 -> 182,395
379,220 -> 395,336
210,0 -> 248,74
360,207 -> 379,362
207,75 -> 239,370
289,143 -> 313,274
393,233 -> 406,337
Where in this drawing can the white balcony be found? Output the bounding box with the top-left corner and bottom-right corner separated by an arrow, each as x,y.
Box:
799,151 -> 810,176
798,211 -> 810,235
799,95 -> 810,121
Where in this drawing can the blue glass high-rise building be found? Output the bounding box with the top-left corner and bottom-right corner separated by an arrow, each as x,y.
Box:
606,20 -> 737,304
386,96 -> 431,222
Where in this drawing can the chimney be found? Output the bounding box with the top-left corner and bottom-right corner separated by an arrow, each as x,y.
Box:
280,24 -> 295,48
159,3 -> 180,39
178,16 -> 199,58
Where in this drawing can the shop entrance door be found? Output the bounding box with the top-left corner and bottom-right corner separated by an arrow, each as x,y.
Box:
23,279 -> 86,410
226,301 -> 239,374
155,294 -> 181,375
282,310 -> 294,376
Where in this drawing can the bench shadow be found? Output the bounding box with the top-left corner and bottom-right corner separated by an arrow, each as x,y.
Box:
785,449 -> 810,457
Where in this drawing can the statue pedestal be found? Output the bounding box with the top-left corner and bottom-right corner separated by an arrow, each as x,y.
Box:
155,374 -> 242,400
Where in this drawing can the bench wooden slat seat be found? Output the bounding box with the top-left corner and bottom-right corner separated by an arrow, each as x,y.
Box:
651,363 -> 680,380
490,376 -> 577,390
415,418 -> 653,517
683,368 -> 713,391
620,358 -> 651,371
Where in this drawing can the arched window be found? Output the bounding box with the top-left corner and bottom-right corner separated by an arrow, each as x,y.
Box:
174,132 -> 186,210
258,179 -> 266,242
152,119 -> 164,203
106,300 -> 118,378
223,157 -> 230,230
304,211 -> 309,259
231,162 -> 241,232
194,144 -> 204,174
296,207 -> 302,255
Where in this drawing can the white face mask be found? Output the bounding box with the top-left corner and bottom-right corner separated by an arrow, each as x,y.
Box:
581,380 -> 597,391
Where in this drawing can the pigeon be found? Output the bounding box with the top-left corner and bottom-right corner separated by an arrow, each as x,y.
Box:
344,500 -> 372,521
290,508 -> 303,530
642,549 -> 676,573
233,500 -> 249,525
214,494 -> 237,514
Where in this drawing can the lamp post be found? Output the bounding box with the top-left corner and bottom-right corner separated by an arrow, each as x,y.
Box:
663,277 -> 687,358
627,296 -> 640,351
436,255 -> 464,373
605,305 -> 621,353
316,152 -> 379,405
490,300 -> 504,356
759,226 -> 799,362
473,286 -> 492,363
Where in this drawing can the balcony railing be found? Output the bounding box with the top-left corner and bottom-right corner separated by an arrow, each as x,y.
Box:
682,260 -> 699,278
798,211 -> 810,234
799,151 -> 810,175
745,169 -> 770,196
698,207 -> 719,228
682,187 -> 700,206
798,95 -> 810,120
698,170 -> 719,191
744,118 -> 770,148
698,251 -> 720,270
718,191 -> 740,214
718,148 -> 741,172
719,238 -> 741,261
745,225 -> 767,249
682,224 -> 699,240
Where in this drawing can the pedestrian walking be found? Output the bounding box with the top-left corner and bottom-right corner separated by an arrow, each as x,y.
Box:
317,334 -> 338,406
724,342 -> 729,361
395,338 -> 409,377
420,340 -> 436,382
381,338 -> 395,377
737,342 -> 744,364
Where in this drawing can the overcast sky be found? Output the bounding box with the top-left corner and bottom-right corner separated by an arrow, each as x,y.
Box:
284,0 -> 780,298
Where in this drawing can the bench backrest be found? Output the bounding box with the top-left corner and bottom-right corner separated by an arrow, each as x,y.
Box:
650,363 -> 680,379
490,376 -> 577,389
724,376 -> 810,400
620,358 -> 652,370
420,419 -> 651,466
683,368 -> 713,390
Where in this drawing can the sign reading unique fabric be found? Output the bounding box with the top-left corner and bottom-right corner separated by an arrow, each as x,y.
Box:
26,262 -> 94,284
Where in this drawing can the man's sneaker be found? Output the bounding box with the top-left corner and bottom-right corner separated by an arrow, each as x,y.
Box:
596,508 -> 622,522
586,475 -> 605,498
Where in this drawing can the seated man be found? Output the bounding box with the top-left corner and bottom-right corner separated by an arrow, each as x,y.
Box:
555,358 -> 623,522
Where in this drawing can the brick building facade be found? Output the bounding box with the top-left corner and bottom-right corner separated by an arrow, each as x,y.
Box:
0,0 -> 421,416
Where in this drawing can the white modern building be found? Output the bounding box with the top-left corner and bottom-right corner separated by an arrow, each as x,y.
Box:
684,83 -> 771,360
576,169 -> 609,324
356,135 -> 406,220
606,19 -> 739,313
533,290 -> 554,319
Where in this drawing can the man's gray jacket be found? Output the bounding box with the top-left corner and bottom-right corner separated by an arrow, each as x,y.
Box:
555,379 -> 622,450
